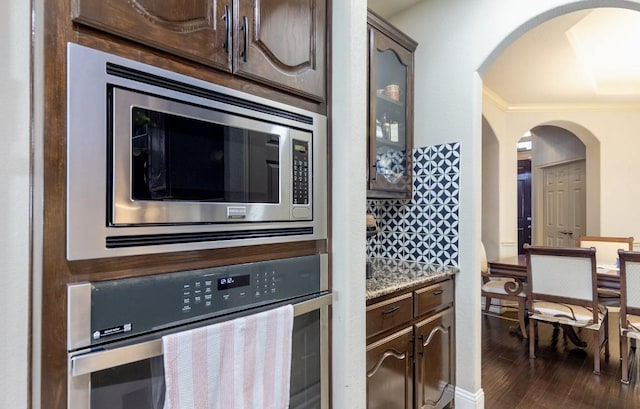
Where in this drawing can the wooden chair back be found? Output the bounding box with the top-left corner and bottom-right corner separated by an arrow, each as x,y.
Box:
525,245 -> 598,319
577,236 -> 633,266
619,250 -> 640,319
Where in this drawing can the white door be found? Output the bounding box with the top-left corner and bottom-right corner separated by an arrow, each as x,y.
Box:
542,160 -> 586,247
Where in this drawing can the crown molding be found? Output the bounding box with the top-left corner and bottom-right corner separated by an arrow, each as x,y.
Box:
482,86 -> 640,112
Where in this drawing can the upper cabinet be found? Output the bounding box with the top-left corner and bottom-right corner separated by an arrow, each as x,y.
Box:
71,0 -> 326,102
367,10 -> 417,199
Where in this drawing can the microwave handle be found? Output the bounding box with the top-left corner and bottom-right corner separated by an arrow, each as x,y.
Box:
70,293 -> 332,377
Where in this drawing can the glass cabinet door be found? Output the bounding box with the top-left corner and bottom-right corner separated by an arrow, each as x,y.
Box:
367,22 -> 415,198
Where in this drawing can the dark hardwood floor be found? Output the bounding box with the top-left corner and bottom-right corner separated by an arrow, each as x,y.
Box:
482,309 -> 640,408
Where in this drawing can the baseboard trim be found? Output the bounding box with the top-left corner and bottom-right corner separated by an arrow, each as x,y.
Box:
455,386 -> 485,409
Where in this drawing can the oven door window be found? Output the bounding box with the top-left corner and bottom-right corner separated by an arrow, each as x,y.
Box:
90,357 -> 165,409
131,107 -> 280,203
82,310 -> 321,409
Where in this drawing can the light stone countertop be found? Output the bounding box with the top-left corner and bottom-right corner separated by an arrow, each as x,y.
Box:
366,257 -> 459,301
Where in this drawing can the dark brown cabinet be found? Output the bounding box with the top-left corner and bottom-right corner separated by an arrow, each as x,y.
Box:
414,308 -> 455,409
367,10 -> 417,199
72,0 -> 326,101
366,327 -> 414,409
366,278 -> 455,409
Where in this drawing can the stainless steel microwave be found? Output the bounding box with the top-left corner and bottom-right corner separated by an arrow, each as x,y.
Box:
66,43 -> 327,260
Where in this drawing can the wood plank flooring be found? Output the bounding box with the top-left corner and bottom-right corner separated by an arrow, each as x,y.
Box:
482,310 -> 640,408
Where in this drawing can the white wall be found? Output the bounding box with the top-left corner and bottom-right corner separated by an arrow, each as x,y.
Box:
487,104 -> 640,246
0,0 -> 31,408
331,1 -> 368,408
385,0 -> 640,407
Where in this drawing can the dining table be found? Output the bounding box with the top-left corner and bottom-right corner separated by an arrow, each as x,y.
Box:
487,254 -> 620,290
487,254 -> 620,347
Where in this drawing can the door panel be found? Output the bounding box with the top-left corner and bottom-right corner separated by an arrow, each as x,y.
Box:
542,161 -> 586,247
366,327 -> 413,409
72,0 -> 232,71
235,0 -> 326,101
517,160 -> 532,254
414,309 -> 454,409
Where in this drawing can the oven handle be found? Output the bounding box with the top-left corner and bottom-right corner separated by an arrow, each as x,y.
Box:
70,293 -> 332,377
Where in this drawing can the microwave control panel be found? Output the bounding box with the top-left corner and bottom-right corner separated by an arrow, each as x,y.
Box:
292,140 -> 309,205
76,255 -> 323,347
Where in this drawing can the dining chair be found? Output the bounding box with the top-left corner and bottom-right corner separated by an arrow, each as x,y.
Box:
480,242 -> 528,338
618,249 -> 640,384
578,235 -> 633,304
525,244 -> 609,374
577,235 -> 633,266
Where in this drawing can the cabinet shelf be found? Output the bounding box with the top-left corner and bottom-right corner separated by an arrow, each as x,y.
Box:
376,93 -> 404,107
375,137 -> 405,150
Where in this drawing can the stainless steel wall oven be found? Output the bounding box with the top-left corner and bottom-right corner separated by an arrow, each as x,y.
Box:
67,254 -> 330,409
66,43 -> 327,260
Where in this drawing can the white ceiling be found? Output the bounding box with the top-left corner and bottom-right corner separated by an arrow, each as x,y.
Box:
367,2 -> 640,108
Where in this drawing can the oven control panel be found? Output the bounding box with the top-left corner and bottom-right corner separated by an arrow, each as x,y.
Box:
70,254 -> 325,348
180,269 -> 278,315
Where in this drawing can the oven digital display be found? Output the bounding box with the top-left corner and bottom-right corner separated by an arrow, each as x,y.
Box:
217,274 -> 251,290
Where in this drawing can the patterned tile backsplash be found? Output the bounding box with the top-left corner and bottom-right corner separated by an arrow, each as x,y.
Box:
367,143 -> 460,266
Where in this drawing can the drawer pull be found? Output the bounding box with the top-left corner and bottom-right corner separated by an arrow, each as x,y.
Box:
382,306 -> 400,315
431,290 -> 444,296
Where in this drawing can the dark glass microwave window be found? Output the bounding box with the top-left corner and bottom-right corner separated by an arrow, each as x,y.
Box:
131,107 -> 280,203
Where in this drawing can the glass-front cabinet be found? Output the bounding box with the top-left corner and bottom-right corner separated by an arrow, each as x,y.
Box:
367,10 -> 418,199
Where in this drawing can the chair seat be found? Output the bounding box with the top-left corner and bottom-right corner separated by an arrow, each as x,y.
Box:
621,314 -> 640,340
481,279 -> 526,296
531,301 -> 606,329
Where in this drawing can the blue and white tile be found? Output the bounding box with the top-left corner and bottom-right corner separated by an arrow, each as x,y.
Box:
430,173 -> 460,206
431,143 -> 461,175
396,232 -> 413,260
406,233 -> 430,262
432,235 -> 459,266
366,200 -> 379,218
366,235 -> 379,258
412,176 -> 430,204
378,231 -> 403,259
405,204 -> 428,234
413,146 -> 432,176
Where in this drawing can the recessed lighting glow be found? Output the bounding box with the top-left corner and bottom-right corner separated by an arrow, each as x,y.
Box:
566,9 -> 640,95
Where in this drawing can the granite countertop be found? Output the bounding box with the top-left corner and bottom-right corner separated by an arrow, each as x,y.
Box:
366,257 -> 459,300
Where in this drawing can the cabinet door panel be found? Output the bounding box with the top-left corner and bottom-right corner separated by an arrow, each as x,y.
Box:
72,0 -> 232,71
235,0 -> 326,101
414,308 -> 455,409
366,327 -> 413,409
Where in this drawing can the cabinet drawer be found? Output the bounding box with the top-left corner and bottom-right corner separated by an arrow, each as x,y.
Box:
414,279 -> 453,318
366,293 -> 412,338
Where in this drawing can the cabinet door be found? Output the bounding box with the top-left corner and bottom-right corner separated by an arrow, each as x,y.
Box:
72,0 -> 232,72
366,327 -> 413,409
368,25 -> 414,198
414,308 -> 455,409
235,0 -> 326,101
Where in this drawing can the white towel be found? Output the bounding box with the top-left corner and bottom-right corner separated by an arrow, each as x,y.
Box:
162,304 -> 294,409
